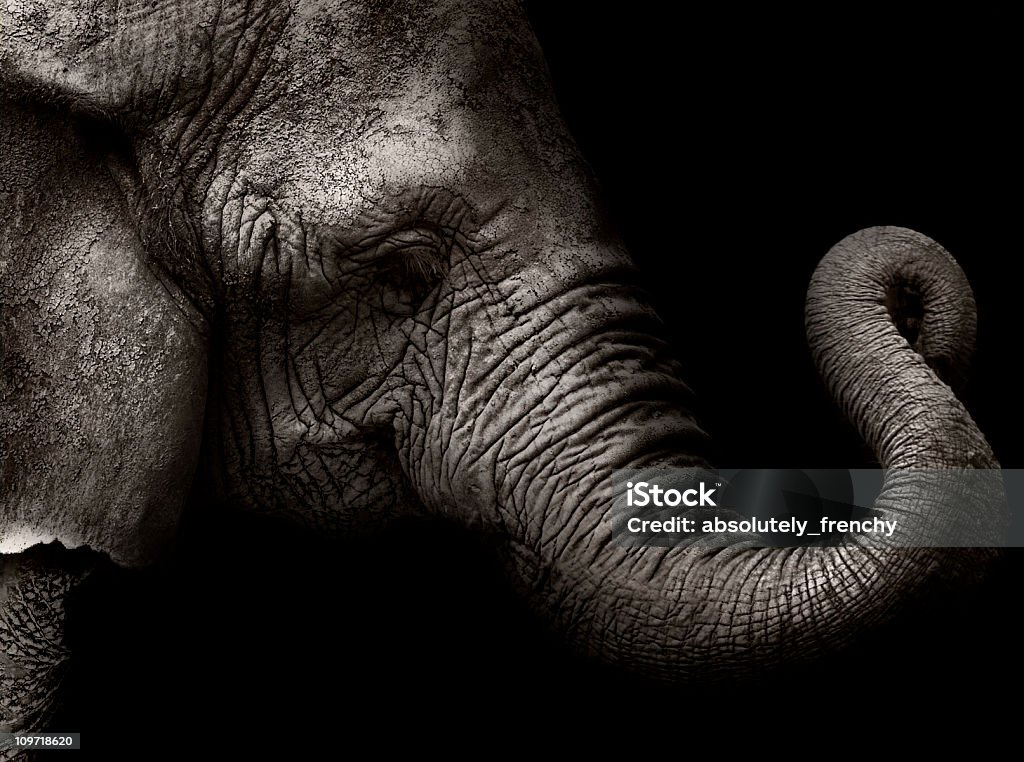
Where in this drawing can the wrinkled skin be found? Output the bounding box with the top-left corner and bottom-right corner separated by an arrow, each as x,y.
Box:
0,101 -> 206,563
1,99 -> 205,735
0,0 -> 1005,736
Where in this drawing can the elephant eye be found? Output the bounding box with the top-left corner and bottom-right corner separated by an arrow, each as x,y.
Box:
369,227 -> 449,316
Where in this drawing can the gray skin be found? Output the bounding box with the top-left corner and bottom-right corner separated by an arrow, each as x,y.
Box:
0,99 -> 206,732
0,0 -> 1004,735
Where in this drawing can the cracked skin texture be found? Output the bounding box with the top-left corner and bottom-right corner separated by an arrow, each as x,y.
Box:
0,0 -> 1008,736
0,101 -> 207,565
0,549 -> 91,738
0,102 -> 205,736
3,0 -> 612,532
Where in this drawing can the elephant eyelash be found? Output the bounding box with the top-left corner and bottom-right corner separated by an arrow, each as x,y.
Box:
367,227 -> 451,315
376,235 -> 448,287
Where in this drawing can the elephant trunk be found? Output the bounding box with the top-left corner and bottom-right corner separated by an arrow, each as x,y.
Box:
403,226 -> 1003,678
0,546 -> 93,733
806,226 -> 991,469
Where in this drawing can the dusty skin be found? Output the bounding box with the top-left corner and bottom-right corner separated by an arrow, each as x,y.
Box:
0,0 -> 1007,738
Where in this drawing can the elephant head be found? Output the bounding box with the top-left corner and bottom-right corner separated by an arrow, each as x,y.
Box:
0,0 -> 1004,732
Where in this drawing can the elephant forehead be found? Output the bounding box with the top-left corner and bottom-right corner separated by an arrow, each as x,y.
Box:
233,10 -> 541,225
239,85 -> 512,217
234,93 -> 478,224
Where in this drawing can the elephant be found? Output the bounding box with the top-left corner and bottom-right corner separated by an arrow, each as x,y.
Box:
0,0 -> 1007,736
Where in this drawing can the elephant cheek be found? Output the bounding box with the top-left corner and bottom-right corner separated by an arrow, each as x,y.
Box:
0,171 -> 207,569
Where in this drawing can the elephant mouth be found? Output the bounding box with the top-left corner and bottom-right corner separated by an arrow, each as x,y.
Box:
0,527 -> 74,556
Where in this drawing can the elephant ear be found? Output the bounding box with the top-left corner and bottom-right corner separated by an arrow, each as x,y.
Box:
0,99 -> 207,566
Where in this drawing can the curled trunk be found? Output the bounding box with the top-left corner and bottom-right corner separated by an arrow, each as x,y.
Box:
408,226 -> 1004,678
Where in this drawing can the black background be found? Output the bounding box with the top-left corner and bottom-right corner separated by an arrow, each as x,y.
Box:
58,7 -> 1021,745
